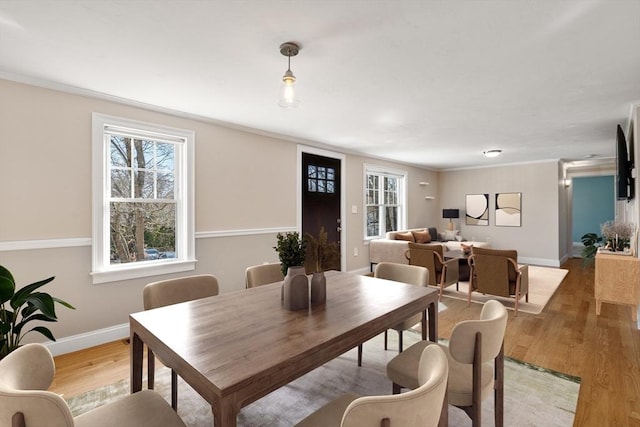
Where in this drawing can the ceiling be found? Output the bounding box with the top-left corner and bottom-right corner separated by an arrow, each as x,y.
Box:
1,0 -> 639,170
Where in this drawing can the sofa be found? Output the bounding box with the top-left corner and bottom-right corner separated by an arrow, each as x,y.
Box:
369,227 -> 491,271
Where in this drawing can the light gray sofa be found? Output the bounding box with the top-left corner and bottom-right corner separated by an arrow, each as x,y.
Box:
369,227 -> 490,270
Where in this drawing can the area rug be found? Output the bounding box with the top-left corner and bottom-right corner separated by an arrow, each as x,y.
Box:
67,332 -> 579,426
441,265 -> 568,314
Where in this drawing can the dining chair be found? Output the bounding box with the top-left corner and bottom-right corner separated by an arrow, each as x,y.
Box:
468,246 -> 529,316
0,343 -> 187,427
358,262 -> 428,366
405,242 -> 459,299
245,262 -> 284,288
295,344 -> 448,427
387,299 -> 508,427
143,274 -> 219,410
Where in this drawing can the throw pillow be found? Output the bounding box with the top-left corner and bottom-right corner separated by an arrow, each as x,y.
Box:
412,230 -> 431,244
395,231 -> 415,242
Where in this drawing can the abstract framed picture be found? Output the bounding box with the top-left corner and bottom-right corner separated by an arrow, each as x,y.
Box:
495,192 -> 521,227
465,194 -> 489,226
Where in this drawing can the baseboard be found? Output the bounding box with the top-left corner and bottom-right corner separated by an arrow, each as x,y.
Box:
519,257 -> 561,268
349,266 -> 372,275
45,323 -> 129,356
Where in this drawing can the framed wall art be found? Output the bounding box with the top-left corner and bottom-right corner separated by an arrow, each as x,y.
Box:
465,194 -> 489,226
495,192 -> 521,227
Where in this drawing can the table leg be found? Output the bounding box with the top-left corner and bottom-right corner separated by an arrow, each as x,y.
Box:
421,310 -> 427,341
428,301 -> 438,342
130,331 -> 143,394
212,399 -> 240,427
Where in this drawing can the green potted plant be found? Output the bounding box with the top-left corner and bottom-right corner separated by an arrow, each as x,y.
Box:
274,232 -> 307,277
581,232 -> 602,265
0,265 -> 75,359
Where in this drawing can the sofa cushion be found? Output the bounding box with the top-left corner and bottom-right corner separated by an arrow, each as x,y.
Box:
395,231 -> 415,242
412,230 -> 432,243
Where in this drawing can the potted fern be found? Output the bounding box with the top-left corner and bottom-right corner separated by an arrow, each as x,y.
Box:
0,265 -> 75,359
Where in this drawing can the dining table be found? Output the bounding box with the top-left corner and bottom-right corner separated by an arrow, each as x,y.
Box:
129,270 -> 440,427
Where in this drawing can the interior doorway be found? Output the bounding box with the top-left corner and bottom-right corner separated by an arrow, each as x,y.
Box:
298,146 -> 345,272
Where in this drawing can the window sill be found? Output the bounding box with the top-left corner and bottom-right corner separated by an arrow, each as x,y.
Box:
91,259 -> 197,284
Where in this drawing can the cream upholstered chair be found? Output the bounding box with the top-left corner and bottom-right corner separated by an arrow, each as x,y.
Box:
357,262 -> 428,366
0,343 -> 186,427
245,262 -> 284,288
468,246 -> 529,316
295,345 -> 448,427
405,242 -> 459,299
387,300 -> 508,427
143,274 -> 219,410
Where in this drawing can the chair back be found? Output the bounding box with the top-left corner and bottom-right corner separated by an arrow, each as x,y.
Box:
0,343 -> 75,427
448,300 -> 508,365
405,243 -> 444,286
245,263 -> 284,288
374,262 -> 428,287
143,274 -> 219,310
469,246 -> 518,297
342,345 -> 448,427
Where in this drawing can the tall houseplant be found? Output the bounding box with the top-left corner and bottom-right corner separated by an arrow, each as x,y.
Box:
274,232 -> 307,276
0,265 -> 75,359
305,227 -> 340,273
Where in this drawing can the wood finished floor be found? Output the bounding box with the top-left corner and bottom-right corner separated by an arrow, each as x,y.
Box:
50,258 -> 640,426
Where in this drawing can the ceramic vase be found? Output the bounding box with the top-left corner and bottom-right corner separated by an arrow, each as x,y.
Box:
310,271 -> 326,305
282,266 -> 309,311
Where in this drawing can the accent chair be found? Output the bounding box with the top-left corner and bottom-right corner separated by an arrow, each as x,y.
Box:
245,262 -> 284,288
405,242 -> 459,299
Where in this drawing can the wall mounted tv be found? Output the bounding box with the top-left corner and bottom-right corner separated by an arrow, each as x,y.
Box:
616,123 -> 634,200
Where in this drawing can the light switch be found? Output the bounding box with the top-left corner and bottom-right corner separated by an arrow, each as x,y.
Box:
351,205 -> 358,214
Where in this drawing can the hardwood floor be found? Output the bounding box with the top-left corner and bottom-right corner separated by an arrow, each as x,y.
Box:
49,258 -> 640,426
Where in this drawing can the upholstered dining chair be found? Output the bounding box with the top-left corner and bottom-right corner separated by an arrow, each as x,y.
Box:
0,343 -> 187,427
295,344 -> 448,427
143,274 -> 219,410
245,262 -> 284,288
468,246 -> 529,316
358,262 -> 429,366
387,299 -> 508,427
405,242 -> 459,299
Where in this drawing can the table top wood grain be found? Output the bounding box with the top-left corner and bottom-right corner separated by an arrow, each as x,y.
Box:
130,270 -> 439,426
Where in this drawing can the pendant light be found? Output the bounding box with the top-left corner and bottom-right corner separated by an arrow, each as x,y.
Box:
278,42 -> 300,109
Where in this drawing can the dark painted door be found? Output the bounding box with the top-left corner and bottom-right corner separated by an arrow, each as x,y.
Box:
302,152 -> 341,271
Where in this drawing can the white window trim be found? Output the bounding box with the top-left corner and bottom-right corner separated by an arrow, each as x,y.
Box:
91,113 -> 196,284
363,163 -> 408,240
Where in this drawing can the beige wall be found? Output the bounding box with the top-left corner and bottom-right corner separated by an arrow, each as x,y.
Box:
0,78 -> 441,344
438,161 -> 563,265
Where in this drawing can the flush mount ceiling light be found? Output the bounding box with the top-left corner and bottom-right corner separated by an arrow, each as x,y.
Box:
278,42 -> 300,109
483,149 -> 502,158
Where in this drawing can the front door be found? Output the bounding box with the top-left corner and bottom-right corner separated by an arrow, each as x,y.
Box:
302,152 -> 342,271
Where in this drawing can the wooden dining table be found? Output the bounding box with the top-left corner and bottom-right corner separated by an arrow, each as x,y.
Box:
129,270 -> 439,427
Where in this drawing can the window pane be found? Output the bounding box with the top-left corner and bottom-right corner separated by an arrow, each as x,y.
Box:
110,136 -> 130,167
327,168 -> 335,180
132,140 -> 155,169
308,179 -> 317,192
109,201 -> 176,264
134,170 -> 154,198
308,165 -> 317,178
111,169 -> 131,198
318,180 -> 326,192
156,143 -> 175,170
366,206 -> 379,237
157,172 -> 174,199
318,167 -> 326,179
385,206 -> 399,231
327,181 -> 335,193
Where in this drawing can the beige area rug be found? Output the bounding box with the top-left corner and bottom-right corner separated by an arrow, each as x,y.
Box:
441,265 -> 568,315
67,332 -> 579,427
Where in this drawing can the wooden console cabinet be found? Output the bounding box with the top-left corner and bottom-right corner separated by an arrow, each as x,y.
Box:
595,252 -> 640,321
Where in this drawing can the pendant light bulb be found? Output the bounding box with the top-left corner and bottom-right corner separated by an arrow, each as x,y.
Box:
278,42 -> 301,109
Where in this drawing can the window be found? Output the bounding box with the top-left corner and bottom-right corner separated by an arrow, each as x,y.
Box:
364,165 -> 407,239
307,164 -> 336,193
91,113 -> 195,284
